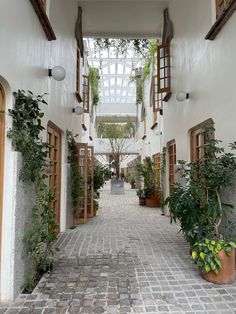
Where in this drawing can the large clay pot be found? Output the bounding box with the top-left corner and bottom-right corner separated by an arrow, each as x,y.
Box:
146,190 -> 161,207
139,197 -> 146,206
202,249 -> 235,284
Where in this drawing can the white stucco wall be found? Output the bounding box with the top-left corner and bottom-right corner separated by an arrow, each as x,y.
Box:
0,0 -> 82,300
163,0 -> 236,198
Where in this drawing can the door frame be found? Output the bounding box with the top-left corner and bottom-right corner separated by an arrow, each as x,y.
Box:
47,121 -> 62,233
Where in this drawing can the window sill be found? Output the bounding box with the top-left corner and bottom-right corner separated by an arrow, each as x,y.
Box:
205,0 -> 236,40
75,91 -> 83,103
151,122 -> 158,130
82,124 -> 87,131
30,0 -> 56,41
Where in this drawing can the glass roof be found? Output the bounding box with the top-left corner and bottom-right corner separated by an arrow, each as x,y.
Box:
86,39 -> 143,112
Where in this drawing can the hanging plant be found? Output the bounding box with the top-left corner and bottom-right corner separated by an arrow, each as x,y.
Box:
8,90 -> 57,293
94,38 -> 152,57
143,39 -> 158,79
88,67 -> 100,106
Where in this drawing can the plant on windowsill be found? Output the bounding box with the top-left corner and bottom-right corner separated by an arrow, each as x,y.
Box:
164,133 -> 236,284
8,90 -> 58,293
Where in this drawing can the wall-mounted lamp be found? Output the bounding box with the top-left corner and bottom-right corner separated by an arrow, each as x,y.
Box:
72,105 -> 83,115
176,91 -> 189,102
48,66 -> 66,81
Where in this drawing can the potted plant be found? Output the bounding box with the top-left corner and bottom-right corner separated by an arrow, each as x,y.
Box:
136,188 -> 146,205
165,134 -> 236,283
136,157 -> 161,207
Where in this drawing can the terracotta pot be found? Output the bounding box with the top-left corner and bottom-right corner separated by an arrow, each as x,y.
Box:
202,249 -> 235,284
139,197 -> 146,206
93,209 -> 97,217
131,182 -> 136,189
146,190 -> 161,207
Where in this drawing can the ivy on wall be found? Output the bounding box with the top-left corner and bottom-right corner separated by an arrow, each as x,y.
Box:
88,67 -> 100,106
8,90 -> 57,292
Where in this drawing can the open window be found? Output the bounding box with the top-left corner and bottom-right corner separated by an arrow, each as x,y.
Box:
83,75 -> 90,113
157,43 -> 171,94
29,0 -> 56,41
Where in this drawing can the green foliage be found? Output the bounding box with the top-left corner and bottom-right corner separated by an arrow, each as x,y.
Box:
94,38 -> 152,57
66,130 -> 83,210
192,239 -> 236,274
89,67 -> 100,106
143,40 -> 158,79
136,188 -> 145,198
164,131 -> 236,246
136,157 -> 160,197
8,90 -> 57,292
94,165 -> 107,192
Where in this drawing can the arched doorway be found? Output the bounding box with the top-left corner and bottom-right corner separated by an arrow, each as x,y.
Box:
0,84 -> 5,255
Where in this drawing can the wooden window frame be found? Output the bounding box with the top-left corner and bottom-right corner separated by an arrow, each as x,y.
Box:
157,43 -> 171,94
83,75 -> 90,113
47,121 -> 62,234
190,119 -> 214,162
29,0 -> 56,41
153,153 -> 161,189
168,140 -> 176,195
205,0 -> 236,40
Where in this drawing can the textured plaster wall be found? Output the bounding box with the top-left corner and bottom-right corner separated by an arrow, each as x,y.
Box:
0,0 -> 82,301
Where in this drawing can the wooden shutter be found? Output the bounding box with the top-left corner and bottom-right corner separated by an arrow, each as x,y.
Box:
168,140 -> 176,195
87,146 -> 94,218
48,122 -> 62,234
74,143 -> 88,224
153,153 -> 161,189
158,43 -> 171,94
215,0 -> 230,17
76,47 -> 80,93
41,0 -> 47,10
153,75 -> 163,113
83,75 -> 89,113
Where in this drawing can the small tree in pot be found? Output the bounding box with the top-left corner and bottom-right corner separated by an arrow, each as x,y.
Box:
165,135 -> 236,284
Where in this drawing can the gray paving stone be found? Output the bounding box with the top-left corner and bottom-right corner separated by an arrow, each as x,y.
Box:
2,183 -> 236,313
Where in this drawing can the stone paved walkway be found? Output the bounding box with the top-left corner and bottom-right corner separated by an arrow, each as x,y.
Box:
2,183 -> 236,313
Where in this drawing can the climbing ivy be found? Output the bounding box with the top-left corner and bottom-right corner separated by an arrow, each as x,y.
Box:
89,67 -> 100,106
66,130 -> 83,211
143,40 -> 158,79
8,90 -> 57,292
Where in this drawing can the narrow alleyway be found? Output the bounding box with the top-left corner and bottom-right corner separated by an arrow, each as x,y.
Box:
2,183 -> 236,313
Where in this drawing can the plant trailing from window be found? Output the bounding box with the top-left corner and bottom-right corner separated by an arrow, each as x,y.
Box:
66,130 -> 83,211
94,38 -> 152,57
143,40 -> 158,79
8,90 -> 57,293
88,67 -> 100,106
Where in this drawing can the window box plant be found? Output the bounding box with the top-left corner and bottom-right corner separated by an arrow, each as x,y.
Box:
165,134 -> 236,284
136,188 -> 146,206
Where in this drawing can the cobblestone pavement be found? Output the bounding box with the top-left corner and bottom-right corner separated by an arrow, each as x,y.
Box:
2,183 -> 236,313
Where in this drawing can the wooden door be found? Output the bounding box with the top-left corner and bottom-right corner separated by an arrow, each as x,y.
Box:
87,146 -> 94,218
48,122 -> 62,234
168,140 -> 176,195
0,85 -> 5,256
74,143 -> 88,224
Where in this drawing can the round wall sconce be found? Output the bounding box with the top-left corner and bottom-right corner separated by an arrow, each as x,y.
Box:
48,66 -> 66,81
72,105 -> 83,115
176,91 -> 189,102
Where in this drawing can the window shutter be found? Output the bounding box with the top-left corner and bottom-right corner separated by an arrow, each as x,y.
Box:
76,48 -> 80,92
157,43 -> 171,94
153,75 -> 163,112
83,75 -> 89,113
